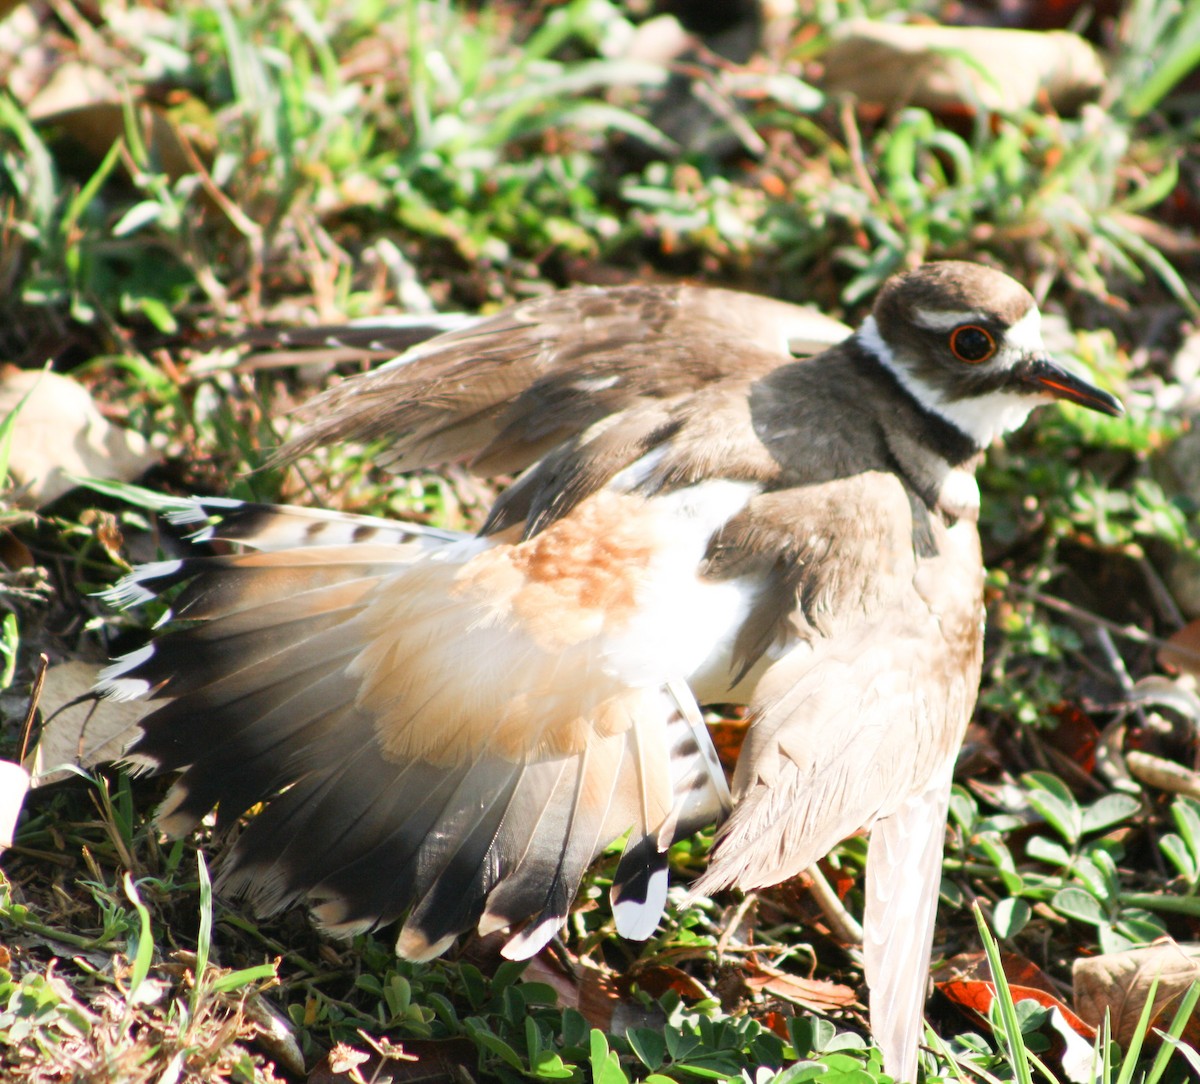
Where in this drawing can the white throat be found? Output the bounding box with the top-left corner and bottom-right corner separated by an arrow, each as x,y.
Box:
857,314 -> 1039,447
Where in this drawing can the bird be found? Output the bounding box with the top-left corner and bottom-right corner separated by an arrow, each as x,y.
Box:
98,263 -> 1122,1080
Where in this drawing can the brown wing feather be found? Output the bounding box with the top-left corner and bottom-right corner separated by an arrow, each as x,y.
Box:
275,285 -> 847,477
693,497 -> 983,1082
101,499 -> 716,957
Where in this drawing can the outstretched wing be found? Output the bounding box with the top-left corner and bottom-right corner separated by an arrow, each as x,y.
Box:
100,497 -> 732,958
273,284 -> 849,476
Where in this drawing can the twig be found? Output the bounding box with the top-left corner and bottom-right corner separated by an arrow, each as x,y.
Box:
838,96 -> 881,206
716,891 -> 758,964
1024,588 -> 1200,666
1138,555 -> 1185,629
1094,627 -> 1135,693
18,653 -> 49,764
805,864 -> 864,959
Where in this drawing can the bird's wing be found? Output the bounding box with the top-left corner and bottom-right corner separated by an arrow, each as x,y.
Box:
99,496 -> 734,957
692,483 -> 984,1082
691,598 -> 978,892
273,284 -> 848,477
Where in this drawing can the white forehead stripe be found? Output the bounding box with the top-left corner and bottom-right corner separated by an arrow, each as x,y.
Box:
1003,304 -> 1043,355
911,308 -> 987,331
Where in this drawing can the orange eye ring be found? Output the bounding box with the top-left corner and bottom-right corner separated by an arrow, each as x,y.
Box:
949,325 -> 996,364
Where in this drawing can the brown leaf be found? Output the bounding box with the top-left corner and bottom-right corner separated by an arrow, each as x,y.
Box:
756,1009 -> 794,1039
27,661 -> 152,786
577,961 -> 623,1032
24,54 -> 214,188
955,720 -> 1003,778
623,963 -> 711,1003
1045,703 -> 1100,775
1073,939 -> 1200,1047
0,530 -> 34,570
0,367 -> 158,508
743,957 -> 857,1012
708,712 -> 749,773
941,952 -> 1095,1037
821,20 -> 1104,115
1159,619 -> 1200,680
80,509 -> 127,566
940,951 -> 1097,1080
519,952 -> 584,1011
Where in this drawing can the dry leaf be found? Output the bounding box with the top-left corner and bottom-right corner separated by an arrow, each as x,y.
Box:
241,992 -> 306,1079
308,1039 -> 456,1084
1126,674 -> 1200,725
577,960 -> 624,1032
1125,751 -> 1200,799
709,712 -> 749,773
941,951 -> 1095,1035
623,963 -> 712,1003
24,54 -> 214,188
822,20 -> 1104,115
23,58 -> 120,123
1074,940 -> 1200,1047
1159,619 -> 1200,680
941,951 -> 1096,1081
519,952 -> 585,1010
26,661 -> 151,786
744,957 -> 857,1012
1046,703 -> 1100,774
0,368 -> 159,508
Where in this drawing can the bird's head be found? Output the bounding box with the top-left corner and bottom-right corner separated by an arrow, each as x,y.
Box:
858,261 -> 1124,448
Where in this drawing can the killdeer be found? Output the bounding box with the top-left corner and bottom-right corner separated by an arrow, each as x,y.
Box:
99,262 -> 1121,1080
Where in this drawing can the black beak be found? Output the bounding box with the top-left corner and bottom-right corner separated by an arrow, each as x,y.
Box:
1017,355 -> 1124,417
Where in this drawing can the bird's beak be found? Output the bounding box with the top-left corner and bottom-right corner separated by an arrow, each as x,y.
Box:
1018,355 -> 1124,417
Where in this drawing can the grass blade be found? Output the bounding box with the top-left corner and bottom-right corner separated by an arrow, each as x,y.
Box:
974,901 -> 1034,1084
1145,980 -> 1200,1084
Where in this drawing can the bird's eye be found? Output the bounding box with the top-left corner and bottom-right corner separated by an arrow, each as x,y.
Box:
949,325 -> 996,364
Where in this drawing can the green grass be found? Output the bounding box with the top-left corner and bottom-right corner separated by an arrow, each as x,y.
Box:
2,0 -> 1200,1080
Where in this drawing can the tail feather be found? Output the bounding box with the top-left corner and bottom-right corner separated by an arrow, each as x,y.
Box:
496,737 -> 629,960
609,724 -> 678,942
100,544 -> 422,710
224,749 -> 511,932
863,786 -> 951,1083
166,575 -> 380,641
170,497 -> 464,551
114,603 -> 365,704
475,759 -> 583,939
491,789 -> 608,959
611,835 -> 670,942
144,674 -> 362,831
396,763 -> 527,955
610,686 -> 729,941
99,496 -> 718,959
165,551 -> 413,623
